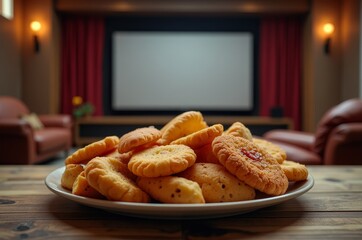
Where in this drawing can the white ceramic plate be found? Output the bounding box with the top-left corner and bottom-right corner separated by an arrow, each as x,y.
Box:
45,166 -> 314,219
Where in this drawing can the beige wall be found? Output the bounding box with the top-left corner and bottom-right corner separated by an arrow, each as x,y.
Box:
303,0 -> 341,131
303,0 -> 361,132
341,0 -> 360,100
22,0 -> 59,114
0,0 -> 22,98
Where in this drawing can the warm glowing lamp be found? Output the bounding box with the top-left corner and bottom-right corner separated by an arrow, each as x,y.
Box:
323,23 -> 334,35
30,21 -> 41,32
30,21 -> 41,53
323,23 -> 334,54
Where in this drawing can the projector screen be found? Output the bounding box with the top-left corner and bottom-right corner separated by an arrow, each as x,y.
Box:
111,31 -> 253,113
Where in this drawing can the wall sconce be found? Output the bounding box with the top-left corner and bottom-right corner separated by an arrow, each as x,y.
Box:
30,21 -> 41,53
323,23 -> 334,54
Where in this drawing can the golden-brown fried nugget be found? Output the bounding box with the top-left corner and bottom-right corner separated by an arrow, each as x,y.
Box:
194,143 -> 220,164
158,111 -> 208,145
137,176 -> 205,204
212,135 -> 289,196
85,157 -> 150,202
105,148 -> 134,164
223,122 -> 253,141
171,124 -> 224,150
253,138 -> 287,164
128,145 -> 196,177
65,136 -> 119,165
61,164 -> 84,190
118,127 -> 161,153
72,171 -> 105,199
280,160 -> 308,182
179,163 -> 255,202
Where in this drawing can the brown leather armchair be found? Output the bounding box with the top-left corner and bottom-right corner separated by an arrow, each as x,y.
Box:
0,96 -> 72,165
263,98 -> 362,165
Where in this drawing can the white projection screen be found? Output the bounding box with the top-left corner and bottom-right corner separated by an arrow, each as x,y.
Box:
112,31 -> 253,112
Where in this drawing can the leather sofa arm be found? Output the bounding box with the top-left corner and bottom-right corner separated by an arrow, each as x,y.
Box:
0,119 -> 36,164
324,123 -> 362,165
263,129 -> 315,151
39,114 -> 72,128
0,119 -> 33,136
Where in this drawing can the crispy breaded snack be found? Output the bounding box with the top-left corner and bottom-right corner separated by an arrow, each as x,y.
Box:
280,160 -> 309,182
171,124 -> 224,149
128,145 -> 196,177
108,142 -> 157,165
72,171 -> 105,199
223,122 -> 253,141
178,163 -> 255,203
194,143 -> 220,164
105,149 -> 134,164
157,111 -> 208,145
212,135 -> 289,196
137,176 -> 205,204
104,148 -> 120,158
65,136 -> 119,165
85,157 -> 150,202
252,138 -> 287,164
118,127 -> 161,153
61,164 -> 84,190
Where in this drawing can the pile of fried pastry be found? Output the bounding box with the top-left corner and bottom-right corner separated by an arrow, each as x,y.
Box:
61,111 -> 308,204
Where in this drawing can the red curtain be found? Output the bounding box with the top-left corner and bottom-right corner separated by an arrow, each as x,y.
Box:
60,17 -> 104,116
259,17 -> 302,130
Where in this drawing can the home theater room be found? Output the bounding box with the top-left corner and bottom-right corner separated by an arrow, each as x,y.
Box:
1,0 -> 362,166
1,0 -> 362,238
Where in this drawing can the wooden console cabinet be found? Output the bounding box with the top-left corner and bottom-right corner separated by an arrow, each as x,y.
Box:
74,116 -> 293,146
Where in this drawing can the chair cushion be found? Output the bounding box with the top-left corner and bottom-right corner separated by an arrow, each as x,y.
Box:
267,140 -> 322,165
323,123 -> 362,165
34,128 -> 71,153
314,99 -> 362,156
0,96 -> 29,118
263,129 -> 315,151
21,113 -> 44,130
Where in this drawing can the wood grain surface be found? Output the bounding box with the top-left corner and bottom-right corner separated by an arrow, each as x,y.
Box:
0,165 -> 361,239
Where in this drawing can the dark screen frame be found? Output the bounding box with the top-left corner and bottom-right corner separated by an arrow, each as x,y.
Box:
103,15 -> 259,116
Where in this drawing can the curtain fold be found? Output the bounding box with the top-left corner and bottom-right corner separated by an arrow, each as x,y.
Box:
60,17 -> 104,116
259,17 -> 302,130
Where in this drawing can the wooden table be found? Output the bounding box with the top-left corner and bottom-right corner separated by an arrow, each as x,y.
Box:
0,165 -> 361,239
